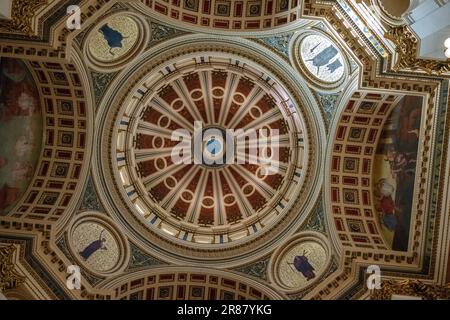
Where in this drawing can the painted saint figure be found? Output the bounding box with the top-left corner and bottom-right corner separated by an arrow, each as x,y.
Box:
99,24 -> 127,55
78,229 -> 108,260
306,44 -> 341,75
376,179 -> 397,231
288,250 -> 316,281
326,59 -> 343,73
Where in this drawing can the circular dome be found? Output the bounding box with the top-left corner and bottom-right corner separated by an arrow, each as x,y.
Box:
95,37 -> 324,265
117,57 -> 307,244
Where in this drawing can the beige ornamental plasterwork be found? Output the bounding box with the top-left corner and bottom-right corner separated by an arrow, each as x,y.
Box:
0,0 -> 48,35
370,279 -> 450,300
385,25 -> 450,76
0,245 -> 26,291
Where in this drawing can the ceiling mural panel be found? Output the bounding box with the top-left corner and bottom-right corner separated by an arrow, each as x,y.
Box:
85,11 -> 150,71
0,58 -> 42,214
0,0 -> 449,303
372,95 -> 423,251
88,15 -> 140,63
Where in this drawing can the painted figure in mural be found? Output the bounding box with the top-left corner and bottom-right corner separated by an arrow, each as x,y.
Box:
390,99 -> 421,251
376,96 -> 422,251
79,229 -> 108,260
306,44 -> 342,75
326,59 -> 343,73
0,58 -> 39,121
288,250 -> 316,281
99,24 -> 127,55
0,57 -> 41,214
376,179 -> 397,231
0,184 -> 22,210
0,157 -> 7,169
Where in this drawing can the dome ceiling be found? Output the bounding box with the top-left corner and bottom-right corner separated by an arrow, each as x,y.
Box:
117,56 -> 307,246
96,39 -> 323,265
134,0 -> 304,32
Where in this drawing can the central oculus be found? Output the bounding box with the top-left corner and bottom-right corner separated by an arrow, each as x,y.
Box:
194,125 -> 227,168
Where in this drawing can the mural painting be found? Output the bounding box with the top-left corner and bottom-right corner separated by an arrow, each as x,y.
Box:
88,15 -> 140,63
0,58 -> 42,214
71,221 -> 120,273
277,240 -> 327,289
300,34 -> 345,83
373,96 -> 423,251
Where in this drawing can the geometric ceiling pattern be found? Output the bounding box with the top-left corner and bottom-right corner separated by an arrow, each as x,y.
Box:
1,0 -> 450,301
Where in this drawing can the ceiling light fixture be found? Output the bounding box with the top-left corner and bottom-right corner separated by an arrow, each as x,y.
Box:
445,48 -> 450,59
445,37 -> 450,49
445,38 -> 450,59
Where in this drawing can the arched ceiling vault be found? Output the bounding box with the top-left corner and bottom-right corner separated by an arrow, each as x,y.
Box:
0,0 -> 449,300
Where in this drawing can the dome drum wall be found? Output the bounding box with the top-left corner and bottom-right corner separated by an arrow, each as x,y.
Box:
93,35 -> 327,267
133,0 -> 305,34
98,266 -> 288,300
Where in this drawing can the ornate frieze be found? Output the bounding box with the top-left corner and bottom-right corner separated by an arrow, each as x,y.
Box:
371,279 -> 450,300
0,0 -> 48,35
0,245 -> 26,291
385,26 -> 450,75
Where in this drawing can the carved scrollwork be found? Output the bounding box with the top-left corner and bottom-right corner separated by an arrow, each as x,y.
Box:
0,0 -> 48,35
385,26 -> 450,75
0,245 -> 26,292
370,279 -> 450,300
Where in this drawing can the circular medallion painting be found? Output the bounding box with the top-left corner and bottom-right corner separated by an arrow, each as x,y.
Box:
299,34 -> 345,84
269,233 -> 330,292
277,241 -> 327,288
85,14 -> 147,71
70,216 -> 123,274
88,15 -> 139,62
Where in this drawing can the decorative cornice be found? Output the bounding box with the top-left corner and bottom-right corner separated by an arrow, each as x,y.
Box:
385,25 -> 450,75
0,245 -> 26,292
0,0 -> 48,35
370,279 -> 450,300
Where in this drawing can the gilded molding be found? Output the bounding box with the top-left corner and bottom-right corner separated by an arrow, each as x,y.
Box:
0,0 -> 48,35
370,279 -> 450,300
0,245 -> 26,291
385,26 -> 450,75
